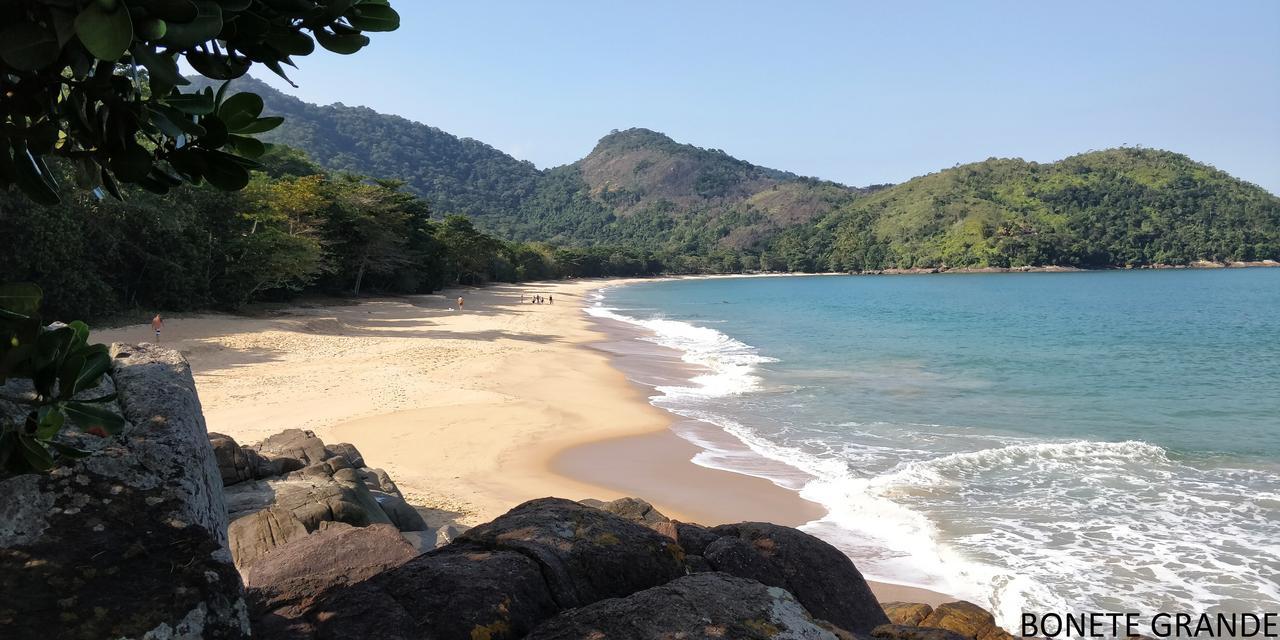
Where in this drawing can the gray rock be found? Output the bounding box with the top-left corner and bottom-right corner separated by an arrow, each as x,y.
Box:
225,473 -> 394,572
457,497 -> 687,609
254,429 -> 327,466
706,522 -> 889,635
252,541 -> 558,640
210,432 -> 254,486
587,496 -> 671,525
0,343 -> 249,639
370,490 -> 428,532
527,572 -> 840,640
324,442 -> 365,468
356,466 -> 401,497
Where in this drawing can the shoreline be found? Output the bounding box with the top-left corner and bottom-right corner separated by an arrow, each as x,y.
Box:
95,275 -> 958,605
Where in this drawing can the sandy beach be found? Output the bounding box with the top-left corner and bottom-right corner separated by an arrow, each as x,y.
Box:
98,278 -> 954,605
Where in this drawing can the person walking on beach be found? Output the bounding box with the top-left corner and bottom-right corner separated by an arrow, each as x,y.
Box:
151,314 -> 164,343
457,296 -> 465,310
549,295 -> 554,304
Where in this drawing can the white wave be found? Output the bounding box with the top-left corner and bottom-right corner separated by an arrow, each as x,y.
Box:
586,299 -> 775,399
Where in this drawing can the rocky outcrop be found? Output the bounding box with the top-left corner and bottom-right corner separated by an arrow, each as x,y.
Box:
218,428 -> 429,574
252,428 -> 328,467
0,343 -> 249,639
457,497 -> 687,608
919,601 -> 1014,640
881,601 -> 1014,640
884,602 -> 937,626
527,573 -> 843,640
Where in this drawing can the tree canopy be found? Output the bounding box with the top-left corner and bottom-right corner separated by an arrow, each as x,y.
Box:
0,0 -> 399,204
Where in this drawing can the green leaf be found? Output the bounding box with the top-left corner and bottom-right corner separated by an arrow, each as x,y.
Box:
346,4 -> 400,32
12,145 -> 61,205
227,135 -> 265,159
233,116 -> 284,135
65,402 -> 126,436
0,283 -> 42,318
314,28 -> 370,55
197,150 -> 251,190
157,0 -> 223,49
48,441 -> 93,459
18,434 -> 55,471
0,22 -> 62,71
163,91 -> 217,116
75,2 -> 134,61
132,46 -> 190,92
34,407 -> 65,441
219,92 -> 265,130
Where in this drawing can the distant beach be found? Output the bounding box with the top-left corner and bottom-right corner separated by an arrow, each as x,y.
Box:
96,277 -> 955,606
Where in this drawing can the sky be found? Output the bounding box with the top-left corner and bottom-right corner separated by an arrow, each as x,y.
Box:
255,1 -> 1280,193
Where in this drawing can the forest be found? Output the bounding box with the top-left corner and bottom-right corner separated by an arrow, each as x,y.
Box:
0,146 -> 669,322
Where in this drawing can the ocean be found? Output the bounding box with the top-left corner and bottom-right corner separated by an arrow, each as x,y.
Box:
586,269 -> 1280,628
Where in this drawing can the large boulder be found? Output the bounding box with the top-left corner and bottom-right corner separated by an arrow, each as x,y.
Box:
919,602 -> 1012,640
884,602 -> 936,626
705,522 -> 889,635
245,522 -> 414,594
457,497 -> 686,608
371,489 -> 428,532
581,496 -> 670,525
527,572 -> 841,640
0,343 -> 249,639
357,466 -> 402,497
210,432 -> 255,486
324,442 -> 365,468
225,473 -> 395,572
253,429 -> 328,467
251,539 -> 558,640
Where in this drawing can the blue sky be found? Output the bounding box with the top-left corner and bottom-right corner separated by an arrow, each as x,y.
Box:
256,1 -> 1280,193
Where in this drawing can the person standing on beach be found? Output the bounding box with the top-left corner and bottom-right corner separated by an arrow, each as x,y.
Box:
549,295 -> 554,304
151,314 -> 164,342
457,296 -> 465,310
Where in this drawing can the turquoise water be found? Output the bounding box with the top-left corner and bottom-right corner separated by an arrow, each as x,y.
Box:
590,270 -> 1280,627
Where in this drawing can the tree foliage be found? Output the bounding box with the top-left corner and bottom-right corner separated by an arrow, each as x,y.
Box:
0,0 -> 399,204
0,284 -> 122,473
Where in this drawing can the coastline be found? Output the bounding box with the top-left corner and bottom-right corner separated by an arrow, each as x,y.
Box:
96,275 -> 957,605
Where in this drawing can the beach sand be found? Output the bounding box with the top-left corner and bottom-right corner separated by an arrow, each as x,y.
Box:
97,278 -> 954,605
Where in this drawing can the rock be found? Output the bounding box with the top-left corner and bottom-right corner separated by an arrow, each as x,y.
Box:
356,466 -> 401,497
705,522 -> 889,635
527,572 -> 840,640
402,524 -> 462,552
227,506 -> 310,573
583,496 -> 671,525
673,520 -> 722,555
225,474 -> 395,571
370,489 -> 428,532
253,541 -> 558,640
920,601 -> 1008,640
254,429 -> 328,466
210,432 -> 254,486
245,523 -> 415,592
874,624 -> 972,640
457,497 -> 686,608
324,442 -> 365,468
884,602 -> 935,626
0,343 -> 249,639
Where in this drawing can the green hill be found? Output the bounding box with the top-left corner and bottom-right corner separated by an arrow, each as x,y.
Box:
794,149 -> 1280,271
200,77 -> 1279,270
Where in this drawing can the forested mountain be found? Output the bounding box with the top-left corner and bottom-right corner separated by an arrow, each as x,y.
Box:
787,149 -> 1280,271
192,77 -> 867,257
199,77 -> 1279,272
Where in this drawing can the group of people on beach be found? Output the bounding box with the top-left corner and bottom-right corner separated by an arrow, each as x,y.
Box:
522,294 -> 553,305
